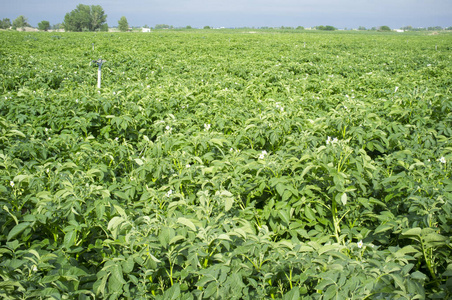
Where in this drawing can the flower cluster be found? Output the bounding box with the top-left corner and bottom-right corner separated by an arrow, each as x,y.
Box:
326,136 -> 338,145
258,150 -> 268,160
166,190 -> 173,197
438,156 -> 446,164
229,148 -> 240,154
165,125 -> 172,133
204,124 -> 211,131
275,103 -> 284,112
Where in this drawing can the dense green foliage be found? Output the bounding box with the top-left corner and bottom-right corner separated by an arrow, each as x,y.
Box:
37,21 -> 50,32
63,4 -> 107,32
378,26 -> 391,32
0,18 -> 11,29
0,30 -> 451,299
315,26 -> 337,31
118,17 -> 129,32
12,16 -> 30,31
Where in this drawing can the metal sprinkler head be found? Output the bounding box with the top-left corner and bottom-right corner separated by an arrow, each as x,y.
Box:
92,59 -> 106,89
92,59 -> 106,69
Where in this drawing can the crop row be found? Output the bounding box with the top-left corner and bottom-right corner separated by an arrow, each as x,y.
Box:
0,31 -> 451,299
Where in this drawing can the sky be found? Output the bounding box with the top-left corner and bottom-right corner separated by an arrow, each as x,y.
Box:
2,0 -> 452,29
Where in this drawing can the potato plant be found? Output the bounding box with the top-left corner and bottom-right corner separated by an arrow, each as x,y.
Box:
0,30 -> 451,299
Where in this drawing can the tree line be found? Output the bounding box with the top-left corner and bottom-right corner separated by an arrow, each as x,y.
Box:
1,4 -> 130,32
1,4 -> 452,32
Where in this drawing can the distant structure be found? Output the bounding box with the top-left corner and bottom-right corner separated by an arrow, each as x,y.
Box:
394,29 -> 404,33
142,28 -> 151,33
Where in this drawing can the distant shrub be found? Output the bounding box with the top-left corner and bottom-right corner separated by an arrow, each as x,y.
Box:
378,25 -> 391,32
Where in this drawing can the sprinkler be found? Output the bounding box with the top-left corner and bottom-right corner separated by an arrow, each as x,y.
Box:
92,59 -> 106,89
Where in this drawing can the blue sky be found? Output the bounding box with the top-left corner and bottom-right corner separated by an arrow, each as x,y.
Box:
2,0 -> 451,29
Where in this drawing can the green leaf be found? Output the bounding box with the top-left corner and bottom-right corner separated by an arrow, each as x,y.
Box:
134,158 -> 144,165
443,264 -> 452,276
422,232 -> 447,247
163,283 -> 180,300
411,271 -> 427,281
108,216 -> 124,231
225,197 -> 233,211
94,273 -> 110,297
169,235 -> 185,245
203,282 -> 217,298
323,285 -> 337,300
395,245 -> 420,257
402,227 -> 422,237
278,209 -> 290,225
283,287 -> 300,300
86,168 -> 102,177
63,230 -> 77,249
177,217 -> 196,231
300,164 -> 315,179
305,206 -> 316,221
276,183 -> 286,197
318,244 -> 341,255
122,257 -> 134,274
9,129 -> 26,138
111,265 -> 126,285
7,222 -> 31,241
340,192 -> 347,205
0,280 -> 24,290
13,174 -> 32,183
374,223 -> 394,234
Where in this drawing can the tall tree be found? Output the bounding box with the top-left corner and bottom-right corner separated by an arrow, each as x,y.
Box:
0,18 -> 11,29
90,5 -> 107,31
118,16 -> 129,32
12,16 -> 30,30
63,4 -> 107,32
38,20 -> 50,31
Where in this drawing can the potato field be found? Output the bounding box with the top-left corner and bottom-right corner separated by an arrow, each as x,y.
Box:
1,30 -> 451,299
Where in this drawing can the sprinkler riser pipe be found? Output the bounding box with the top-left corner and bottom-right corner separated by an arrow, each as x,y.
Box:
97,67 -> 101,89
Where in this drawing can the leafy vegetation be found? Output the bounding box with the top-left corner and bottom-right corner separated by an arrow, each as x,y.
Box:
118,17 -> 129,32
63,4 -> 107,32
37,21 -> 50,32
11,16 -> 30,31
0,18 -> 11,29
0,30 -> 451,299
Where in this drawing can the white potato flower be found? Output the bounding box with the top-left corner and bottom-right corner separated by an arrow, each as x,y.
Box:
357,240 -> 363,248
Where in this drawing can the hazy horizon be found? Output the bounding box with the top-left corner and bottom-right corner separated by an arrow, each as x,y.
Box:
2,0 -> 452,29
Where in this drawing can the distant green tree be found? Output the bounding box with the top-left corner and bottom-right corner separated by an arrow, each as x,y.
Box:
185,25 -> 192,29
38,20 -> 50,31
358,26 -> 366,30
203,25 -> 211,29
155,24 -> 170,29
63,4 -> 107,32
100,23 -> 109,32
378,25 -> 391,32
316,25 -> 336,31
296,26 -> 305,30
427,26 -> 442,31
0,18 -> 11,29
52,23 -> 62,30
118,16 -> 128,32
12,15 -> 30,30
